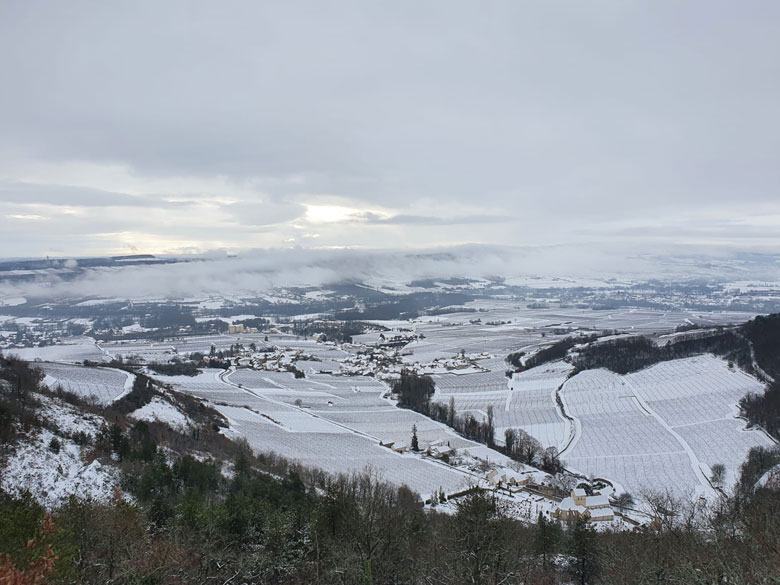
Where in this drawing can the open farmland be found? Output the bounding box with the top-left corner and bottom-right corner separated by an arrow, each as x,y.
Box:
503,362 -> 573,449
99,334 -> 243,362
403,322 -> 542,364
560,356 -> 776,497
226,369 -> 389,410
431,361 -> 572,450
156,368 -> 485,497
11,336 -> 108,363
39,362 -> 133,405
216,403 -> 472,496
460,301 -> 757,334
40,296 -> 768,502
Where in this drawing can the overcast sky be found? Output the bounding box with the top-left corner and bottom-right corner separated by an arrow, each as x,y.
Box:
1,1 -> 779,259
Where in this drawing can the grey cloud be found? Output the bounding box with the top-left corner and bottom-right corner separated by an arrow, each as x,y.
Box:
0,182 -> 186,208
355,212 -> 513,225
1,1 -> 779,255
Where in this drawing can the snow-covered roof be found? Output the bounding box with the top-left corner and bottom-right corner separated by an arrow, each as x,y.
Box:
557,497 -> 587,514
572,488 -> 586,497
585,494 -> 611,508
588,507 -> 615,521
498,468 -> 525,482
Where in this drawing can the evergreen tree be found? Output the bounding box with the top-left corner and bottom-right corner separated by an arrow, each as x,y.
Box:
411,424 -> 419,452
534,512 -> 562,571
486,405 -> 495,447
504,428 -> 517,457
567,517 -> 601,585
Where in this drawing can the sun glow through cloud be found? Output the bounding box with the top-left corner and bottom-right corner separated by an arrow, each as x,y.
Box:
304,205 -> 363,224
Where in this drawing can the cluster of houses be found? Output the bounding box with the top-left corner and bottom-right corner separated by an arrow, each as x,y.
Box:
553,488 -> 615,523
215,328 -> 496,382
0,322 -> 65,352
412,356 -> 487,375
237,348 -> 313,372
379,439 -> 456,459
339,350 -> 400,377
227,323 -> 261,334
375,431 -> 618,525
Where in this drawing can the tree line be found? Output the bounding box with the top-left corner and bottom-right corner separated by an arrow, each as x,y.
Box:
393,372 -> 561,473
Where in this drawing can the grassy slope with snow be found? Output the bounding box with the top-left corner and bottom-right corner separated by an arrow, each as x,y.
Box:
0,395 -> 120,508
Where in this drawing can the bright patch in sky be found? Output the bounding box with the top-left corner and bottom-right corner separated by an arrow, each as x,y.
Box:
304,205 -> 362,224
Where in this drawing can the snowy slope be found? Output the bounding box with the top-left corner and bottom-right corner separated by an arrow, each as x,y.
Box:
130,395 -> 192,430
0,396 -> 120,508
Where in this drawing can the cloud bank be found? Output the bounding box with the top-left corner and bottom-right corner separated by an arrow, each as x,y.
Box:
2,244 -> 779,303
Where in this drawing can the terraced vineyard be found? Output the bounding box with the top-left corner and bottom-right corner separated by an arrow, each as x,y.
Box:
560,356 -> 775,496
432,361 -> 572,450
156,368 -> 488,498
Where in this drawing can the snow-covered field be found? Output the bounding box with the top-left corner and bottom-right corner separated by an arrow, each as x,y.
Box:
40,362 -> 134,405
212,401 -> 475,498
154,368 -> 510,498
430,360 -> 572,451
560,355 -> 775,497
10,336 -> 107,363
7,297 -> 766,504
502,362 -> 573,449
149,312 -> 774,501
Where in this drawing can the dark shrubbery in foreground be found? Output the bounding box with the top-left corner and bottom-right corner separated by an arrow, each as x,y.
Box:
2,446 -> 780,585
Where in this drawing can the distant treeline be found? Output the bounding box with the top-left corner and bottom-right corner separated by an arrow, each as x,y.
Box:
146,361 -> 201,377
571,330 -> 750,375
289,320 -> 385,344
737,314 -> 780,441
740,382 -> 780,441
507,335 -> 601,371
336,292 -> 473,321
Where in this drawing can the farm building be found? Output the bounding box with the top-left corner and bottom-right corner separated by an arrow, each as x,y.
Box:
380,440 -> 409,453
487,468 -> 531,488
428,444 -> 454,459
553,489 -> 615,522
